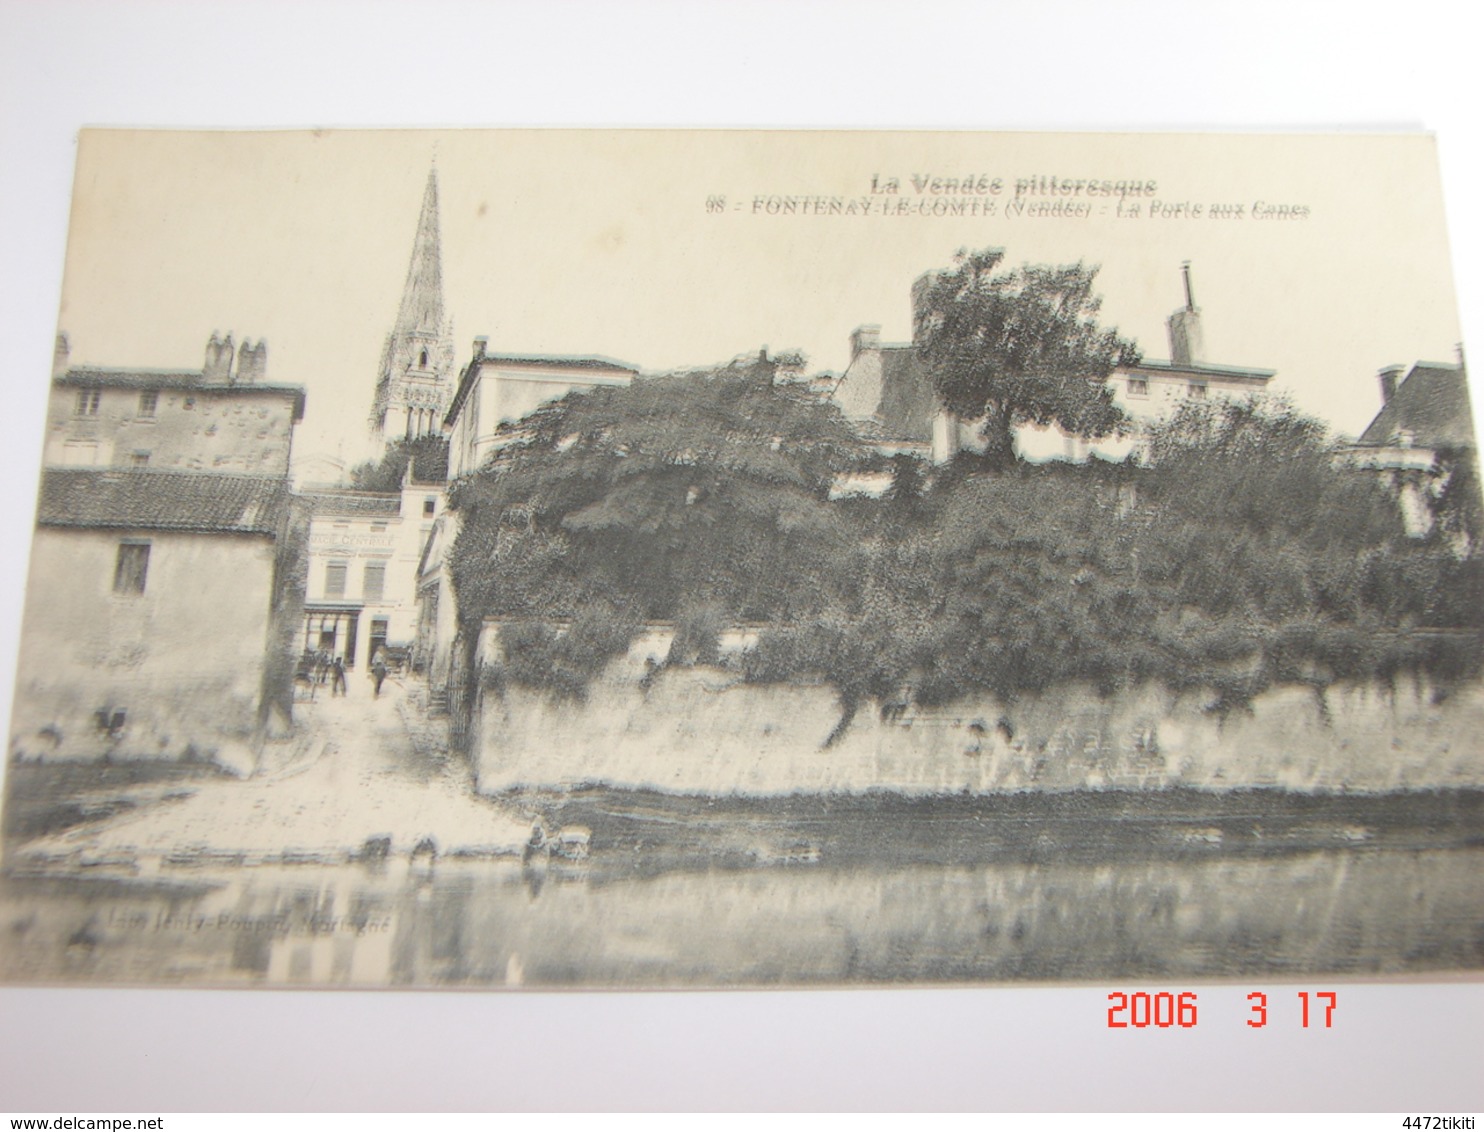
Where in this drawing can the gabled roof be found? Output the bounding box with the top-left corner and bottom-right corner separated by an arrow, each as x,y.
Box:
38,469 -> 290,535
55,368 -> 307,421
875,345 -> 938,443
1357,363 -> 1474,449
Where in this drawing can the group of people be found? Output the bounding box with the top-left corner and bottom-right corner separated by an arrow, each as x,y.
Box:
297,647 -> 393,699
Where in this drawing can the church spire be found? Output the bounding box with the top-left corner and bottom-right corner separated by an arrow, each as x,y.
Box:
393,169 -> 445,340
369,166 -> 456,449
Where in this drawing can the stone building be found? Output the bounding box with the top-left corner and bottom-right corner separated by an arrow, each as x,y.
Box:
11,339 -> 308,767
830,264 -> 1274,469
12,471 -> 303,768
47,331 -> 305,474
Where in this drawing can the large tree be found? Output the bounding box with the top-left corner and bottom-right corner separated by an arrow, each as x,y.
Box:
914,248 -> 1140,467
447,351 -> 873,636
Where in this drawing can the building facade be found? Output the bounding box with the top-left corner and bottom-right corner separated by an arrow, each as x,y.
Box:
300,475 -> 444,671
47,332 -> 305,474
11,337 -> 307,767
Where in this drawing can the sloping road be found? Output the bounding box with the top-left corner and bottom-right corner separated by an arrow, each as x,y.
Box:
14,678 -> 527,868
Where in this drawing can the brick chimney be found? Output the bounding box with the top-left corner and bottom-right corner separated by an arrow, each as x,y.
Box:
849,325 -> 881,362
1166,262 -> 1205,366
204,332 -> 235,381
236,339 -> 267,383
1378,365 -> 1404,405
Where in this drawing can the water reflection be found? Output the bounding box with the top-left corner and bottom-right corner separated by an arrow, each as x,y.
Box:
3,846 -> 1481,987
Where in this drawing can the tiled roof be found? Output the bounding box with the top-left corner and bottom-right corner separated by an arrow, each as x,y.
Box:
302,490 -> 403,518
1357,363 -> 1474,449
56,369 -> 307,420
876,345 -> 937,443
37,469 -> 290,535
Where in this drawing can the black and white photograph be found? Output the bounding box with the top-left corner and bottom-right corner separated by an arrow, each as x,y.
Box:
0,127 -> 1478,995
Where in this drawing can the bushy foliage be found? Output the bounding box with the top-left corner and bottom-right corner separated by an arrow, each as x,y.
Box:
350,434 -> 450,492
449,348 -> 1481,727
491,602 -> 643,702
448,352 -> 875,636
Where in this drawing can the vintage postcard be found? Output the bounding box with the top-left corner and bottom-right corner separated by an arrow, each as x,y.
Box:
1,128 -> 1479,989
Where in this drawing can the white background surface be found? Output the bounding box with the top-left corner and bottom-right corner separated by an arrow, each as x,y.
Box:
1,0 -> 1481,1112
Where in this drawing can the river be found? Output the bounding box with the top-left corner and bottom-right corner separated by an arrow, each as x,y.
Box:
2,788 -> 1481,988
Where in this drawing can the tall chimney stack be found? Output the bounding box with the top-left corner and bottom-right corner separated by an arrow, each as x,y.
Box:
849,325 -> 881,362
1166,261 -> 1205,366
204,331 -> 235,381
52,332 -> 70,378
1378,365 -> 1404,405
237,339 -> 267,383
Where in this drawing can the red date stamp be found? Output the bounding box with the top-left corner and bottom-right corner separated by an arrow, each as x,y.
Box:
1106,991 -> 1337,1028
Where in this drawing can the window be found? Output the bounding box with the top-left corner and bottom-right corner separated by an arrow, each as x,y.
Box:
1188,382 -> 1208,400
75,389 -> 101,416
130,450 -> 150,467
182,396 -> 195,410
419,349 -> 429,368
363,561 -> 387,603
1126,377 -> 1149,398
138,391 -> 158,417
325,560 -> 348,599
423,496 -> 437,518
60,440 -> 99,466
113,541 -> 150,595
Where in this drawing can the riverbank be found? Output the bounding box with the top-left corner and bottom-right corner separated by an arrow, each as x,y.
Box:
1,681 -> 529,875
525,784 -> 1484,880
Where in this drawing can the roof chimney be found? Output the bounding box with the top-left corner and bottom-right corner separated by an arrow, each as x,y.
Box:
1378,364 -> 1404,406
52,332 -> 70,378
472,336 -> 488,361
204,331 -> 235,381
1166,262 -> 1205,366
849,325 -> 881,362
237,339 -> 267,383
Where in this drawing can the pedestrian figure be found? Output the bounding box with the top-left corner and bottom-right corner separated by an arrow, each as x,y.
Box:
371,647 -> 388,699
330,655 -> 348,697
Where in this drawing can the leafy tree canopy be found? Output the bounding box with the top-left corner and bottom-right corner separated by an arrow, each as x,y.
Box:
349,434 -> 449,492
915,248 -> 1139,467
448,352 -> 875,630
